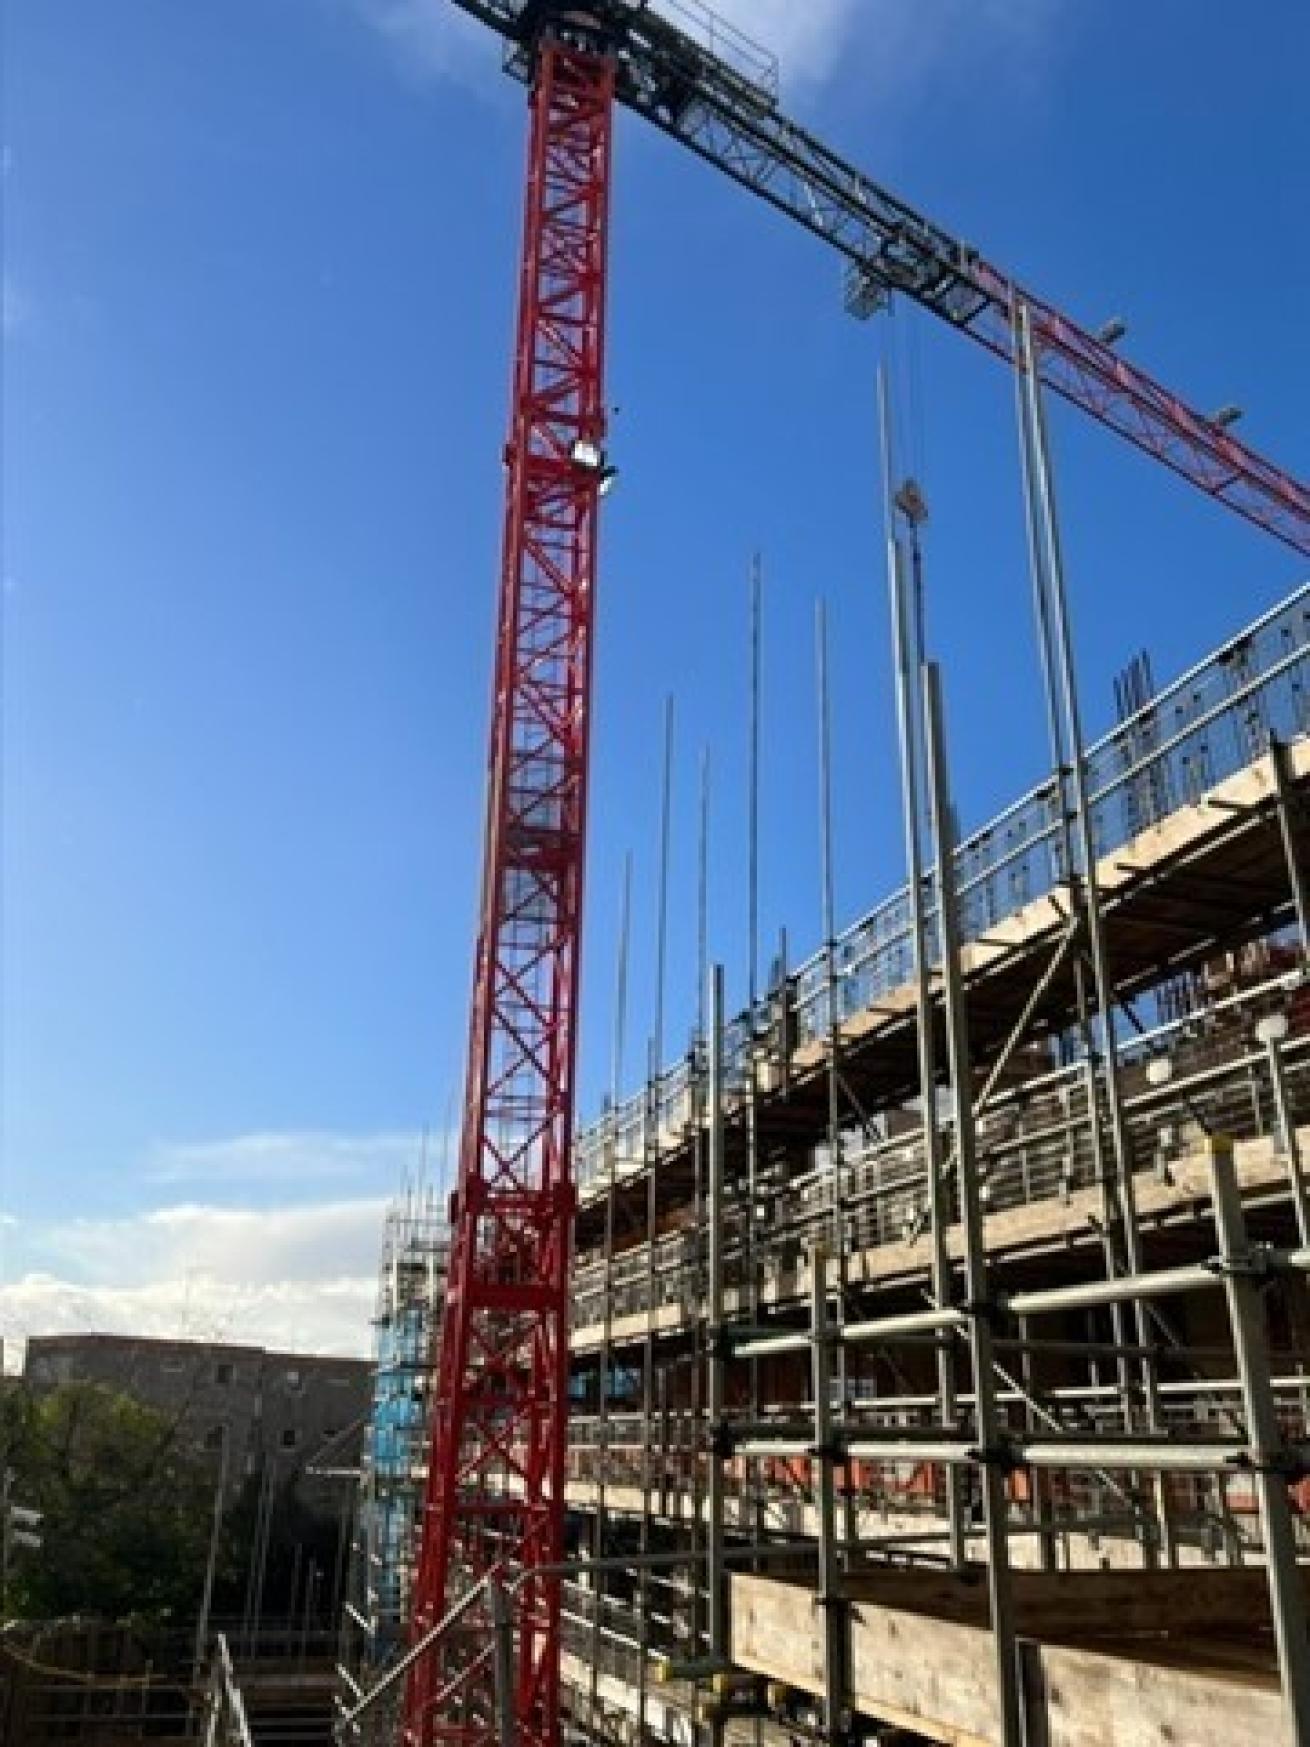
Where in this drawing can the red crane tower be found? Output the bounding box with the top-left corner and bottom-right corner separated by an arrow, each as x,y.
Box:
403,16 -> 615,1747
403,5 -> 1310,1745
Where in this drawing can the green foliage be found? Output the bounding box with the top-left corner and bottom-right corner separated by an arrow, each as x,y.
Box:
2,1381 -> 233,1622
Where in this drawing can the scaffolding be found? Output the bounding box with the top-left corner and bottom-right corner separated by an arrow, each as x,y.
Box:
341,552 -> 1310,1746
336,1188 -> 448,1737
548,486 -> 1310,1747
339,580 -> 1310,1747
338,583 -> 1310,1747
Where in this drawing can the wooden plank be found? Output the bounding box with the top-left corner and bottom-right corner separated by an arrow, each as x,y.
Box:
730,1573 -> 1295,1747
840,1564 -> 1301,1640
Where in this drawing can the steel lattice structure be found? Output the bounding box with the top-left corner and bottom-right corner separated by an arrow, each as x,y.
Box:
446,0 -> 1310,555
403,30 -> 615,1747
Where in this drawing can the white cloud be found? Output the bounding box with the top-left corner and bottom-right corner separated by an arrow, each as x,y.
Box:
1,1196 -> 393,1359
348,0 -> 488,85
346,0 -> 1064,99
0,1125 -> 456,1363
0,1272 -> 377,1361
46,1198 -> 391,1283
349,0 -> 858,92
662,0 -> 856,87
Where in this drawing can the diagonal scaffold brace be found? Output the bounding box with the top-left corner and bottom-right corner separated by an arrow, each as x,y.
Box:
402,19 -> 616,1747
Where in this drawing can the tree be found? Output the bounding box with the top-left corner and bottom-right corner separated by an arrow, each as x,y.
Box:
2,1381 -> 232,1622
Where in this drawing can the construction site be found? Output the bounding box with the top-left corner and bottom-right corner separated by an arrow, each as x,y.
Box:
331,582 -> 1310,1747
314,4 -> 1310,1746
6,3 -> 1310,1747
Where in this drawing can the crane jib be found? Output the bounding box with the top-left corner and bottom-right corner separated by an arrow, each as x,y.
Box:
449,0 -> 1310,556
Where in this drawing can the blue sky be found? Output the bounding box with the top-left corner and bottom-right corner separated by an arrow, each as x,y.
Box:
3,0 -> 1307,1354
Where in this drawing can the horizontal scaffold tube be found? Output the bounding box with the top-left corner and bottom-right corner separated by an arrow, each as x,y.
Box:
731,1434 -> 1310,1475
730,1249 -> 1310,1361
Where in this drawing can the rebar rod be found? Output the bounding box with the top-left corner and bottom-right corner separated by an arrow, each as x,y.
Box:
654,694 -> 675,1071
694,743 -> 711,1675
749,554 -> 762,1016
816,598 -> 842,1273
742,569 -> 768,1703
699,750 -> 710,1047
690,1008 -> 708,1672
1011,297 -> 1138,1463
815,598 -> 858,1556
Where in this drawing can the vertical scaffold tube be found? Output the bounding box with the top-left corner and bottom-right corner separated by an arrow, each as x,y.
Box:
1016,304 -> 1175,1567
876,368 -> 965,1570
1207,1137 -> 1310,1736
922,662 -> 1024,1747
707,964 -> 728,1679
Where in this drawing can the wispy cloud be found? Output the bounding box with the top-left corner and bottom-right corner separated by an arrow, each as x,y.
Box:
3,273 -> 28,335
348,0 -> 488,86
347,0 -> 1063,100
1,1196 -> 394,1359
707,0 -> 857,87
0,1272 -> 379,1360
0,1122 -> 456,1362
349,0 -> 859,92
857,0 -> 1065,106
145,1127 -> 439,1189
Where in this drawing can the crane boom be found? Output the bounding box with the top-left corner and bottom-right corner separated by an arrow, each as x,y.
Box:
451,0 -> 1310,554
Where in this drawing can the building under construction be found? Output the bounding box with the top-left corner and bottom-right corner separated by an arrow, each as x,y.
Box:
340,577 -> 1310,1746
553,582 -> 1310,1746
328,5 -> 1310,1747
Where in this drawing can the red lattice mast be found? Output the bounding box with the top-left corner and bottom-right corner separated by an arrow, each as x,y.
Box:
403,28 -> 615,1747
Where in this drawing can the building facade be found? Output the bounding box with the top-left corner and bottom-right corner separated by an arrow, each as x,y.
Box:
23,1332 -> 371,1513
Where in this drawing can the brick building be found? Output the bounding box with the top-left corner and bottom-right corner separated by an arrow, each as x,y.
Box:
23,1332 -> 371,1514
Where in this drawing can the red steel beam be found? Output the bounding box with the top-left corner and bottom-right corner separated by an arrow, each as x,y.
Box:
966,261 -> 1310,555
